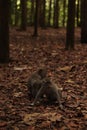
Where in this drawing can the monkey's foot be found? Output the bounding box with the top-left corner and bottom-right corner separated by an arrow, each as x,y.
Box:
59,104 -> 63,110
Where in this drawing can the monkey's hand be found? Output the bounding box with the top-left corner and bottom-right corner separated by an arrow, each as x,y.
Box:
59,104 -> 63,110
29,102 -> 35,106
42,78 -> 50,84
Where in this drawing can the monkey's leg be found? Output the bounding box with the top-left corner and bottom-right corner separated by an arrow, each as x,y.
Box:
56,91 -> 63,109
30,85 -> 45,106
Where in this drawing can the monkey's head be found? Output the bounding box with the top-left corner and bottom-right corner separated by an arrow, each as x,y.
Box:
38,68 -> 47,79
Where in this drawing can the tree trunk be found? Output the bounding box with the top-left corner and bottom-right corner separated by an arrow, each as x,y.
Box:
76,0 -> 80,27
62,0 -> 66,27
53,0 -> 59,28
41,0 -> 46,28
81,0 -> 87,43
0,0 -> 10,63
14,0 -> 18,26
48,0 -> 52,27
30,0 -> 35,25
33,0 -> 39,36
20,0 -> 27,30
65,0 -> 75,50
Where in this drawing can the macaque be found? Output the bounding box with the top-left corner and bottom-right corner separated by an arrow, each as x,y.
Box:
27,68 -> 63,109
27,68 -> 47,98
31,78 -> 63,109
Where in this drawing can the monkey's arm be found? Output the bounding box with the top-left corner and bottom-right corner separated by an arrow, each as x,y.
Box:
57,92 -> 63,109
30,85 -> 45,106
55,89 -> 63,109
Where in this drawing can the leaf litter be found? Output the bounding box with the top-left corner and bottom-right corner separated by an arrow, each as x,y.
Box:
0,27 -> 87,130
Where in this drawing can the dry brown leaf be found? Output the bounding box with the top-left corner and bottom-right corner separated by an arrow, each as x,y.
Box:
13,126 -> 19,130
65,79 -> 75,84
0,121 -> 7,127
13,92 -> 23,97
58,66 -> 75,72
14,66 -> 27,71
23,112 -> 62,125
23,113 -> 40,125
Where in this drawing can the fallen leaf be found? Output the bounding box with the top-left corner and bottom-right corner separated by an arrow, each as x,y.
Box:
58,66 -> 75,72
14,92 -> 23,97
65,79 -> 75,84
14,66 -> 27,71
0,121 -> 7,127
23,113 -> 40,125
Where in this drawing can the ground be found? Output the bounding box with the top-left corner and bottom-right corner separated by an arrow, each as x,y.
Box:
0,27 -> 87,130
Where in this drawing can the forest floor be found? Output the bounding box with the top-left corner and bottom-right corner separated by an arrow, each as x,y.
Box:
0,27 -> 87,130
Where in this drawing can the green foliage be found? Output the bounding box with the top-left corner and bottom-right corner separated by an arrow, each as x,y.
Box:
10,0 -> 80,27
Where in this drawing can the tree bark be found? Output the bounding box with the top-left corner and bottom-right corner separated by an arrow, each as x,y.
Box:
20,0 -> 27,30
65,0 -> 75,50
48,0 -> 52,27
0,0 -> 10,63
62,0 -> 66,27
53,0 -> 59,28
33,0 -> 39,36
81,0 -> 87,43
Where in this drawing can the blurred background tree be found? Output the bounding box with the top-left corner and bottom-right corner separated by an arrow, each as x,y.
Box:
1,0 -> 87,63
